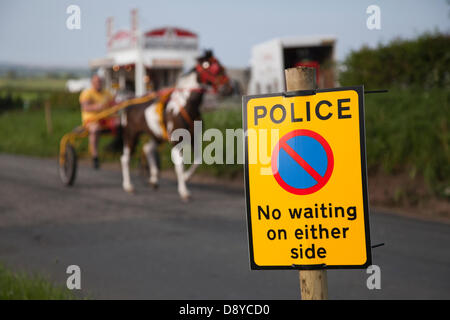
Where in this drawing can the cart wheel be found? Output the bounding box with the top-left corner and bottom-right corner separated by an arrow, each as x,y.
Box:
59,143 -> 77,186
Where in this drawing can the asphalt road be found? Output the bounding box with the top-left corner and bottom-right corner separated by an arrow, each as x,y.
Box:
0,153 -> 449,299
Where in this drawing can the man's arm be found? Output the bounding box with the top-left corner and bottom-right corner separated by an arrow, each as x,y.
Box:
81,100 -> 106,112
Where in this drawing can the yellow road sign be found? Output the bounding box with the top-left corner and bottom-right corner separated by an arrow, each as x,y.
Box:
242,86 -> 371,269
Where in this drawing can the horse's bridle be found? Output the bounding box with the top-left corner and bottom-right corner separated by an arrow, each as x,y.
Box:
162,58 -> 229,135
195,58 -> 230,93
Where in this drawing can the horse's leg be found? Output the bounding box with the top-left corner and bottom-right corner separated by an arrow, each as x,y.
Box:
183,126 -> 202,182
121,129 -> 138,193
143,139 -> 159,189
121,144 -> 134,193
183,160 -> 200,182
171,147 -> 190,201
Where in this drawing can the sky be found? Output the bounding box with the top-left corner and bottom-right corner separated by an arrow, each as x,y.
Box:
0,0 -> 448,68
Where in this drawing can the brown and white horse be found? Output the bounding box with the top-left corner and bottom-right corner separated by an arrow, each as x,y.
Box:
120,50 -> 232,200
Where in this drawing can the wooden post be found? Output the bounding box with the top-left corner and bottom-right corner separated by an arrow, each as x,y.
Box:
44,100 -> 53,135
284,66 -> 328,300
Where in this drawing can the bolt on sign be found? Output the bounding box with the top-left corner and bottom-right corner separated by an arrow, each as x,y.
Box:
242,86 -> 372,269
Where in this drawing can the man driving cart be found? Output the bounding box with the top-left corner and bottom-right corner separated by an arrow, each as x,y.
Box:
79,74 -> 120,169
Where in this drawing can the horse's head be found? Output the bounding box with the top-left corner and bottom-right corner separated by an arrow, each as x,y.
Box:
195,50 -> 233,96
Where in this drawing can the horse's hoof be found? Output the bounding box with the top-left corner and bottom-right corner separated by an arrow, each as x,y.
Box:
180,193 -> 191,202
123,185 -> 135,194
150,182 -> 159,190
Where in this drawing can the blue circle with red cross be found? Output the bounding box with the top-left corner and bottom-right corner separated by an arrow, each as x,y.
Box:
271,129 -> 334,195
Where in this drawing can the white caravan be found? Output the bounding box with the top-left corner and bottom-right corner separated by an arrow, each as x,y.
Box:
248,35 -> 336,95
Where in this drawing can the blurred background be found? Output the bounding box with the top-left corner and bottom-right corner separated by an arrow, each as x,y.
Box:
0,0 -> 448,299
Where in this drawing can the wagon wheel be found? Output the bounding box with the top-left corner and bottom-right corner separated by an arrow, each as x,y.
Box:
59,143 -> 77,186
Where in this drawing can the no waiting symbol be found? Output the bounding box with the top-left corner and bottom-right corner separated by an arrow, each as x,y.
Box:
271,129 -> 334,195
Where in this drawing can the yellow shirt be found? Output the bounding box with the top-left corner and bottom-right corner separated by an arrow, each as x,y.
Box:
79,88 -> 113,123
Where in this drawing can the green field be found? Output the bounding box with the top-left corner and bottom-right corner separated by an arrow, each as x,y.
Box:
0,77 -> 67,91
0,106 -> 86,157
0,264 -> 78,300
